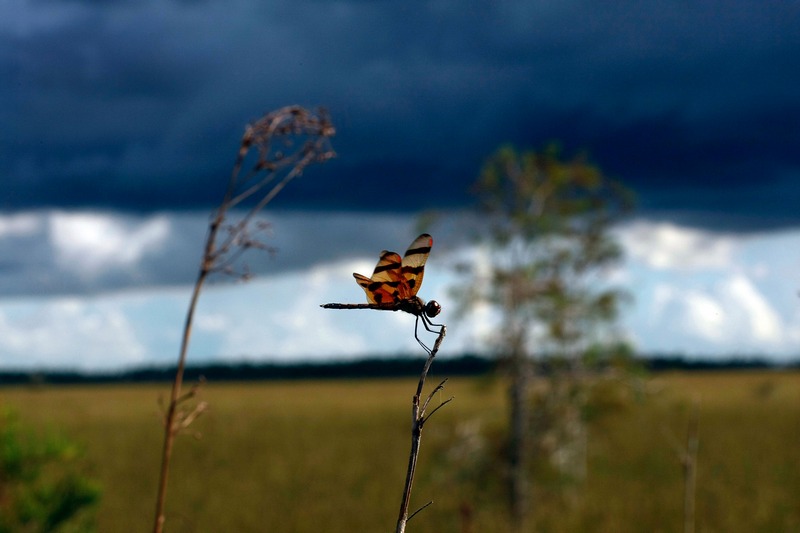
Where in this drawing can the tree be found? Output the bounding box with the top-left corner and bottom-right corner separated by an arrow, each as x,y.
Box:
459,144 -> 633,529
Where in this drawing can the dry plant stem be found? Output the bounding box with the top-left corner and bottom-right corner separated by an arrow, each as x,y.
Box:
395,325 -> 450,533
153,202 -> 233,533
661,396 -> 701,533
153,267 -> 209,533
151,106 -> 334,533
684,398 -> 700,533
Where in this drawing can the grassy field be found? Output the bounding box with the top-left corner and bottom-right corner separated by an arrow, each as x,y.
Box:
1,370 -> 798,532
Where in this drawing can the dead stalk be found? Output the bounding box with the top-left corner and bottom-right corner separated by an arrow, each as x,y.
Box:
662,396 -> 701,533
683,398 -> 700,533
395,325 -> 451,533
152,106 -> 334,533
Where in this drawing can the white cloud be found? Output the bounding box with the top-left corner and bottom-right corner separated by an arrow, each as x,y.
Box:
722,274 -> 783,343
615,221 -> 800,359
1,211 -> 800,369
630,270 -> 794,357
618,220 -> 737,270
0,296 -> 147,370
49,211 -> 170,276
683,289 -> 727,342
0,212 -> 42,237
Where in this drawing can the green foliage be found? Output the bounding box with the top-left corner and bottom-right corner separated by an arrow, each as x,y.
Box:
0,409 -> 100,533
466,143 -> 634,358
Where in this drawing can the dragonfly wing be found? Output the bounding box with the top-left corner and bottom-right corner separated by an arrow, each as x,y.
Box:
354,273 -> 400,305
371,251 -> 403,282
400,233 -> 432,297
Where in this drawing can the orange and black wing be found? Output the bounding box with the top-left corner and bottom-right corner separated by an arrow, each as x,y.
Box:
354,274 -> 400,305
370,250 -> 403,283
399,233 -> 433,298
354,250 -> 404,305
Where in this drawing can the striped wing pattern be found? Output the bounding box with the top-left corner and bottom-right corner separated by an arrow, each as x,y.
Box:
354,234 -> 432,305
400,233 -> 432,298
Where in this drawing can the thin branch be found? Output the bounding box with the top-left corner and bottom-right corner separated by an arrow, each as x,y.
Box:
661,397 -> 701,533
175,378 -> 205,405
407,501 -> 434,523
179,401 -> 209,430
422,396 -> 454,425
395,324 -> 448,533
215,122 -> 334,256
420,378 -> 449,416
683,398 -> 700,533
226,168 -> 281,209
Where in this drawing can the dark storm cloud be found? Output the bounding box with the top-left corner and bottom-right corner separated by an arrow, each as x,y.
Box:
0,209 -> 423,297
4,0 -> 800,227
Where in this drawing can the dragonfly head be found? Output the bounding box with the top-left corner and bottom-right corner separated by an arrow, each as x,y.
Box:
423,300 -> 441,318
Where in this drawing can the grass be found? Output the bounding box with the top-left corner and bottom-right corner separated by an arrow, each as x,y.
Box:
1,370 -> 798,532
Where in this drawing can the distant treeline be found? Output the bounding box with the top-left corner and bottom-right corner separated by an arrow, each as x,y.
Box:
0,354 -> 796,386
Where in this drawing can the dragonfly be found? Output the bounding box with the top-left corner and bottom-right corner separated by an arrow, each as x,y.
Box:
321,233 -> 443,353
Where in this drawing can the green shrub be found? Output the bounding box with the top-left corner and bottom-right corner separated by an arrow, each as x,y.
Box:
0,409 -> 100,533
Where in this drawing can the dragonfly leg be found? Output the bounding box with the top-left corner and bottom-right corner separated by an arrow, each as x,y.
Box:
414,316 -> 433,355
420,314 -> 444,335
414,314 -> 446,355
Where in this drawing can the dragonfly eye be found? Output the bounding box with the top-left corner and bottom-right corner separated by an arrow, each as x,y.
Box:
424,300 -> 441,318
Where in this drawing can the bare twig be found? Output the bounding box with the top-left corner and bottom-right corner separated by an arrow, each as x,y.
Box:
662,396 -> 701,533
152,106 -> 334,533
396,324 -> 449,533
683,398 -> 700,533
420,378 -> 454,427
407,500 -> 434,523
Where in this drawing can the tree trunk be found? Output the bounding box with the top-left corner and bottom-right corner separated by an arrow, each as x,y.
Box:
508,351 -> 531,531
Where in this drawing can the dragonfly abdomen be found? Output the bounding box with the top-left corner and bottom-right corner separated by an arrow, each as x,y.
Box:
320,303 -> 398,311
